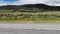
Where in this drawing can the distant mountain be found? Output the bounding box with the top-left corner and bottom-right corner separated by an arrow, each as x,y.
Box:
0,4 -> 60,11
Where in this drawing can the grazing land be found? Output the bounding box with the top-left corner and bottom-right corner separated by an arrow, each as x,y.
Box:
0,10 -> 60,24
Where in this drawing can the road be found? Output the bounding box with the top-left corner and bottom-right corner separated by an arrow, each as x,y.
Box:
0,24 -> 60,30
0,24 -> 60,34
0,28 -> 60,34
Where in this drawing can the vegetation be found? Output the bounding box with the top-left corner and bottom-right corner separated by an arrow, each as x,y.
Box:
0,10 -> 60,24
0,4 -> 60,24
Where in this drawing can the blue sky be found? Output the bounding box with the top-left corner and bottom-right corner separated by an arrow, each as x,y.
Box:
3,0 -> 18,3
0,0 -> 60,6
0,0 -> 18,3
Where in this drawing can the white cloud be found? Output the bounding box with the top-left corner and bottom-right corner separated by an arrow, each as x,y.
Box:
55,4 -> 60,6
45,0 -> 60,6
20,0 -> 48,4
0,1 -> 7,6
0,0 -> 60,6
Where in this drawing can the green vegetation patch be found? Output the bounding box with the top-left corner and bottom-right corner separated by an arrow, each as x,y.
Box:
0,10 -> 60,23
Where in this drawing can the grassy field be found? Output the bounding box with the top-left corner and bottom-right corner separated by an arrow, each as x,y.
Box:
0,10 -> 60,24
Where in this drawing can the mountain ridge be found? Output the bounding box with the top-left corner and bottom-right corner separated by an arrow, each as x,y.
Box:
0,4 -> 60,11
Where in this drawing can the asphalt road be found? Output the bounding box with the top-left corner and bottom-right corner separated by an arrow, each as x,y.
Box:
0,24 -> 60,34
0,28 -> 60,34
0,24 -> 60,30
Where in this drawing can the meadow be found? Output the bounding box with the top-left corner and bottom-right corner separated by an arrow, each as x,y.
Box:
0,10 -> 60,24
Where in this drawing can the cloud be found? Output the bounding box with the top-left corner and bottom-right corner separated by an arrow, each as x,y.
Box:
20,0 -> 48,4
45,0 -> 60,6
0,1 -> 7,6
0,0 -> 60,6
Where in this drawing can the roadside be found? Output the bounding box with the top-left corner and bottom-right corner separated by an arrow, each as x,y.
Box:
0,21 -> 60,24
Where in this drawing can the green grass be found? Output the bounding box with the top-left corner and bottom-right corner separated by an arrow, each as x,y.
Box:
0,10 -> 60,23
0,17 -> 60,24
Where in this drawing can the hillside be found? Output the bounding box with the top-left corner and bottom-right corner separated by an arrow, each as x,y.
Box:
0,4 -> 60,11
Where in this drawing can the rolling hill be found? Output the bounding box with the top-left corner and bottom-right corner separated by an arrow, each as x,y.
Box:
0,4 -> 60,11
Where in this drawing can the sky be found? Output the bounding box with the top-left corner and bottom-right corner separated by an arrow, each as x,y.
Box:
0,0 -> 60,6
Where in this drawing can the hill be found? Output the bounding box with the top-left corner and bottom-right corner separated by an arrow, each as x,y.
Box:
0,4 -> 60,11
